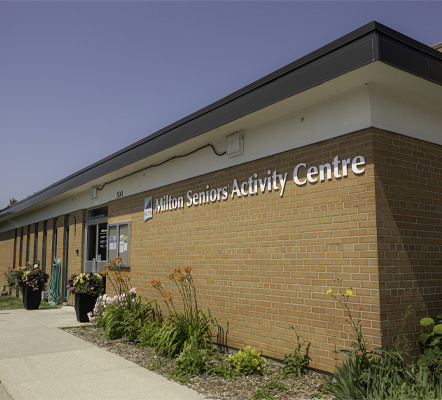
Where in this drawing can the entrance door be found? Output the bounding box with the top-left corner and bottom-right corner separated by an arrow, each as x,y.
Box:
84,206 -> 108,274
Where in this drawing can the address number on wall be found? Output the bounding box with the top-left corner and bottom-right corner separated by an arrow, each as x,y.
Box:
116,191 -> 124,199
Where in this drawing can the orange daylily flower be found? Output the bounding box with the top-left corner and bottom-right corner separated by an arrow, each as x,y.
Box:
183,266 -> 193,273
163,293 -> 171,301
151,280 -> 159,287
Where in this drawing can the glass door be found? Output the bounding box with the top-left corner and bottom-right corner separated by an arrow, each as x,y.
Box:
84,206 -> 108,273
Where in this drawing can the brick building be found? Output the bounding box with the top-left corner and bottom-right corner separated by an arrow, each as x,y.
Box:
1,22 -> 442,372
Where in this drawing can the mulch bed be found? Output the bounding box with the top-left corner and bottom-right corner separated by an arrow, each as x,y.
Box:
65,325 -> 335,400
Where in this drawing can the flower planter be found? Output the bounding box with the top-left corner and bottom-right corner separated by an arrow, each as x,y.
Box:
75,293 -> 98,323
23,285 -> 42,310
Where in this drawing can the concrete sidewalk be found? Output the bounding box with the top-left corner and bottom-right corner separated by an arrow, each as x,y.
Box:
0,307 -> 211,400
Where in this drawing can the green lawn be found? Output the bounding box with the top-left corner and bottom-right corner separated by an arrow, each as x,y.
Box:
0,294 -> 59,310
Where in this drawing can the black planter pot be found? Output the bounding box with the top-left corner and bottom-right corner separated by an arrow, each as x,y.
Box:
75,293 -> 98,323
23,285 -> 42,310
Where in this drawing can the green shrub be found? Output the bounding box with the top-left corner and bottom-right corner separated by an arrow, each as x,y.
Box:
103,296 -> 160,341
226,346 -> 267,375
170,335 -> 211,382
418,314 -> 442,382
136,320 -> 162,348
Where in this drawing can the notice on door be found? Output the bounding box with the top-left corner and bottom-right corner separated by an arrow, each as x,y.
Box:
99,228 -> 107,250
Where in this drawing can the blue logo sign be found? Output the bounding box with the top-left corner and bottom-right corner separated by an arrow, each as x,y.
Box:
144,196 -> 152,221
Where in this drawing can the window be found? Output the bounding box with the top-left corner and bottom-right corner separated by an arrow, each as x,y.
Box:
107,222 -> 130,267
87,206 -> 108,221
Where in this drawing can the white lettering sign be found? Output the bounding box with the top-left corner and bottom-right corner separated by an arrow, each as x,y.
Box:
293,155 -> 365,186
154,154 -> 366,214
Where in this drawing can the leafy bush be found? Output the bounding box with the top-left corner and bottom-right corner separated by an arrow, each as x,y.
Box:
205,347 -> 267,381
170,335 -> 211,382
226,346 -> 267,375
102,293 -> 161,341
418,314 -> 442,380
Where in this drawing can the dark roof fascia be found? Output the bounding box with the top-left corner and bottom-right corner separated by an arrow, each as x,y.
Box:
2,21 -> 442,220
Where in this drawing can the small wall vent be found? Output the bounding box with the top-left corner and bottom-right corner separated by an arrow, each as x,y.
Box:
226,130 -> 244,157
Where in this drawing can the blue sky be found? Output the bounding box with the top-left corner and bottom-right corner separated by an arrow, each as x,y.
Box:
1,1 -> 441,210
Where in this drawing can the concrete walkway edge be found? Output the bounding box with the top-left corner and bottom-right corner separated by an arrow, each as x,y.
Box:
0,307 -> 212,400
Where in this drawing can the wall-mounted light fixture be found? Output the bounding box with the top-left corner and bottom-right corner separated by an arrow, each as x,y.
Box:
226,130 -> 244,158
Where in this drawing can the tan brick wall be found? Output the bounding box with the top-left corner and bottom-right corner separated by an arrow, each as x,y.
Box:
108,129 -> 380,372
0,213 -> 85,301
373,130 -> 442,354
28,223 -> 35,265
1,127 -> 441,372
23,225 -> 29,264
37,222 -> 46,272
0,230 -> 15,287
16,228 -> 23,267
65,210 -> 85,304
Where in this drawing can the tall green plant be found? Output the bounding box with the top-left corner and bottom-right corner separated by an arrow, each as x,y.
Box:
101,257 -> 132,297
325,279 -> 414,400
278,327 -> 310,379
150,267 -> 227,357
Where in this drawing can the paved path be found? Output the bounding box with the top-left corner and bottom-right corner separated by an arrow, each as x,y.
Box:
0,307 -> 211,400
